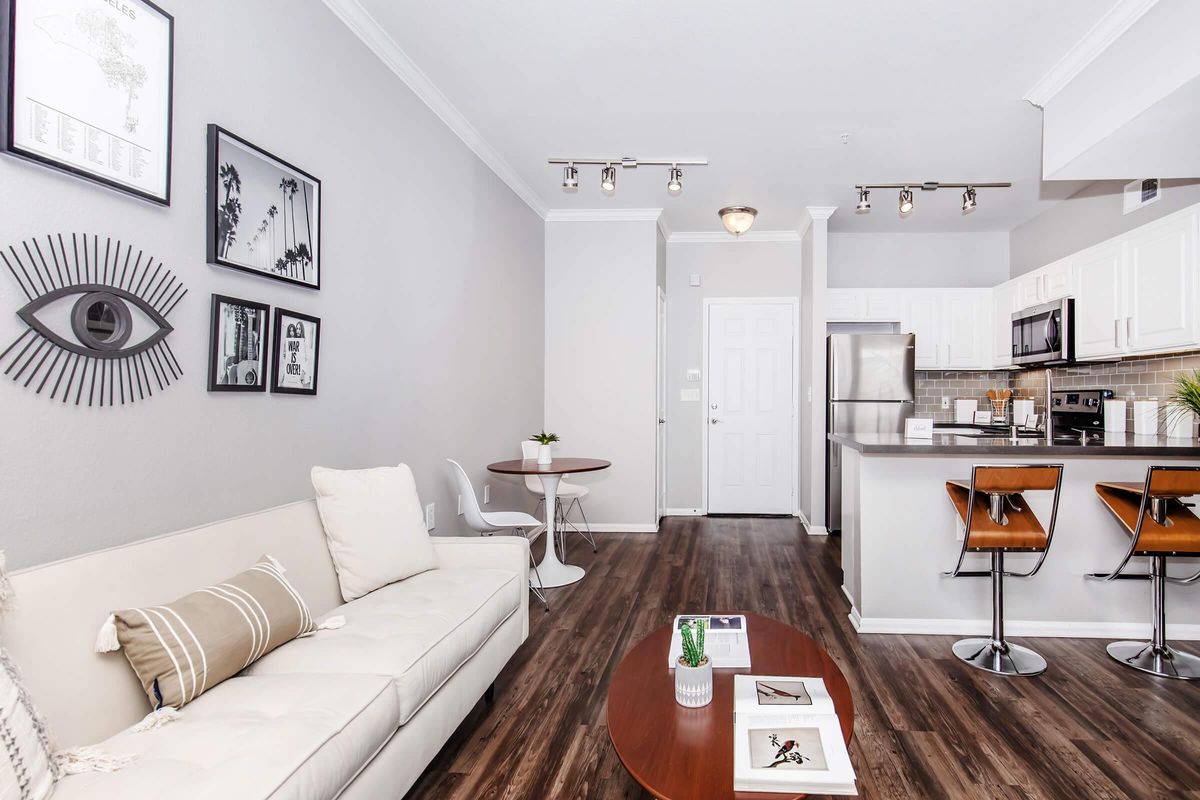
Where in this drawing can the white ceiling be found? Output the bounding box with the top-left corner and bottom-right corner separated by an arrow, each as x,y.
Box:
346,0 -> 1109,233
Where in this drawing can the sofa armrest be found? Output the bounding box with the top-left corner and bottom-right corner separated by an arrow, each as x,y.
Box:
432,536 -> 530,640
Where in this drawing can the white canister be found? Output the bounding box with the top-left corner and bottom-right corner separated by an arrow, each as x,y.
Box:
1012,399 -> 1035,428
1104,400 -> 1127,433
1165,409 -> 1197,440
955,399 -> 977,424
1133,399 -> 1159,436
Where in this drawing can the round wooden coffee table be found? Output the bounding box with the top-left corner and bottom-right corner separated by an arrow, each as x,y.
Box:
607,613 -> 854,800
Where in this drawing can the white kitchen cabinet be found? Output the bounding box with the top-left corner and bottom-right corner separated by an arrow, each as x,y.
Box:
862,291 -> 901,321
992,280 -> 1019,367
1126,211 -> 1196,353
901,294 -> 942,368
1073,241 -> 1125,359
826,289 -> 903,322
826,289 -> 864,321
899,290 -> 992,370
1016,257 -> 1075,310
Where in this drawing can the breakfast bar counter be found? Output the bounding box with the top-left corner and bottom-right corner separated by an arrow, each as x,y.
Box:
832,431 -> 1200,641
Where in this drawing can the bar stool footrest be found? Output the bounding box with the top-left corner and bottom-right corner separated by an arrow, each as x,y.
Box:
1106,641 -> 1200,680
952,638 -> 1047,677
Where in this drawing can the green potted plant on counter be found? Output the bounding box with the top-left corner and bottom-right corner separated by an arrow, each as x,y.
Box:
1164,370 -> 1200,439
529,431 -> 560,465
674,618 -> 712,708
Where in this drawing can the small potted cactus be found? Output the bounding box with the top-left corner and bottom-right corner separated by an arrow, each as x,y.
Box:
674,618 -> 713,707
529,431 -> 560,465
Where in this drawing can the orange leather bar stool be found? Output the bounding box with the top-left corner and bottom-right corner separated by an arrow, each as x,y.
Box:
1090,466 -> 1200,680
944,464 -> 1064,677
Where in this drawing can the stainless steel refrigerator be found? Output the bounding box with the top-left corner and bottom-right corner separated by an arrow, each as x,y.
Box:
826,333 -> 916,533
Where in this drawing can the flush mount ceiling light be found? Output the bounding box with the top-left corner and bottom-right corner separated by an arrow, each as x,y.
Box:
853,181 -> 1011,217
548,156 -> 707,195
600,164 -> 617,193
719,206 -> 758,237
855,187 -> 871,214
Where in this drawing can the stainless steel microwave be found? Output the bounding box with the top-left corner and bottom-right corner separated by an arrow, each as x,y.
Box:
1011,298 -> 1073,366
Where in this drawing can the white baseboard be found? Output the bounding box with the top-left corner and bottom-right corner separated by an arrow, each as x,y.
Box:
795,510 -> 828,536
840,584 -> 855,607
849,611 -> 1200,641
663,508 -> 703,517
590,523 -> 659,533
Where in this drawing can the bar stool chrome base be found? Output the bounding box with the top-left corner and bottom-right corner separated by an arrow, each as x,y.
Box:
1106,641 -> 1200,680
953,638 -> 1047,677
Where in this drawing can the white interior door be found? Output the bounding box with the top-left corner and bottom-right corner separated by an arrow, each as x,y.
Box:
706,301 -> 796,514
656,289 -> 667,522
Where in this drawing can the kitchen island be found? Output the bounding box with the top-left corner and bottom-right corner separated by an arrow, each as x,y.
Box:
832,431 -> 1200,640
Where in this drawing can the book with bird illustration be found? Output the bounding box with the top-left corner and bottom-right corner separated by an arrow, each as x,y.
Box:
733,675 -> 857,795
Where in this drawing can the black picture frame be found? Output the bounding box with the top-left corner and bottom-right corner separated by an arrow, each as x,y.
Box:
206,124 -> 321,290
270,307 -> 320,396
207,294 -> 270,393
1,0 -> 174,205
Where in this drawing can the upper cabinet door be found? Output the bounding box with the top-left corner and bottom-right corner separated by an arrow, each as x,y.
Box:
992,281 -> 1019,367
862,290 -> 902,321
943,291 -> 990,369
1040,258 -> 1075,300
901,294 -> 941,368
826,289 -> 864,321
1126,211 -> 1197,354
1073,242 -> 1125,360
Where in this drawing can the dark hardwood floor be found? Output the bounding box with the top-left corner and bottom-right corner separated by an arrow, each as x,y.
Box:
408,517 -> 1200,799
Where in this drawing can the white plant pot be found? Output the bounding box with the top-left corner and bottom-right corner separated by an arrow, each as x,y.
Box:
537,444 -> 553,465
1165,409 -> 1197,440
674,656 -> 713,708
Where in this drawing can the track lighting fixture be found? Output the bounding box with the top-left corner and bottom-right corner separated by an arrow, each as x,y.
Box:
961,186 -> 977,214
547,157 -> 707,196
667,166 -> 683,195
600,165 -> 617,193
719,206 -> 757,237
855,187 -> 870,213
852,181 -> 1010,217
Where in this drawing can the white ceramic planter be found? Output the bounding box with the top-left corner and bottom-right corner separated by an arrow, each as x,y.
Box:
537,444 -> 553,465
1165,409 -> 1197,439
674,656 -> 713,708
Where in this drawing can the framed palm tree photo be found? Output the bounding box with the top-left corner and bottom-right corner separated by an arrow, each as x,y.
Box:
206,125 -> 321,289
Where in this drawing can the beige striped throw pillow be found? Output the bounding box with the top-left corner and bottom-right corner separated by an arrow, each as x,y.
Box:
95,556 -> 337,710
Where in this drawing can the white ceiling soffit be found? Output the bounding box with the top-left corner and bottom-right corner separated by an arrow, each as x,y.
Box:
1023,0 -> 1160,108
544,209 -> 663,222
322,0 -> 548,218
668,231 -> 802,244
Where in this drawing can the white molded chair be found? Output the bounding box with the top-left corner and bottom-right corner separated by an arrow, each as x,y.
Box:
446,459 -> 550,611
520,440 -> 596,557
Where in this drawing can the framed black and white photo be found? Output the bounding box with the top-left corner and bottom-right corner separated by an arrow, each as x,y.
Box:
207,125 -> 321,290
270,307 -> 319,396
208,294 -> 269,392
1,0 -> 174,204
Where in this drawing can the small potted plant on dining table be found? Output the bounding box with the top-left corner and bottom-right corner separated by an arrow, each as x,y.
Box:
530,431 -> 559,465
675,618 -> 713,708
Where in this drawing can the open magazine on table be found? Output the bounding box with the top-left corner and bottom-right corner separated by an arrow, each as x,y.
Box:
732,675 -> 857,795
667,614 -> 750,669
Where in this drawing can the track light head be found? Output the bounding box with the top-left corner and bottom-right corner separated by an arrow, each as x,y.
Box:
601,165 -> 617,193
562,164 -> 578,192
855,187 -> 870,214
667,166 -> 682,195
898,187 -> 914,215
961,186 -> 977,214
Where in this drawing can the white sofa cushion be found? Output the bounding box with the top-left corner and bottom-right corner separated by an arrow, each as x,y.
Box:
310,464 -> 438,601
52,673 -> 397,800
245,567 -> 520,724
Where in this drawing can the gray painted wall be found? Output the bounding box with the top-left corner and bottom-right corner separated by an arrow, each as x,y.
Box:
1010,179 -> 1200,277
0,1 -> 544,569
664,240 -> 802,510
829,232 -> 1009,288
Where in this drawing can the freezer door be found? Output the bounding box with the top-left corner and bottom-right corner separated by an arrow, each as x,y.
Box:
827,334 -> 916,401
826,401 -> 915,533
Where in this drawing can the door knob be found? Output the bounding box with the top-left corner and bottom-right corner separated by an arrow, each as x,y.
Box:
658,418 -> 666,424
710,418 -> 722,425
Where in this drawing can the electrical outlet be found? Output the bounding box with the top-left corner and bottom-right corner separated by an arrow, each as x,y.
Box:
457,495 -> 463,516
483,485 -> 491,505
425,503 -> 435,531
941,396 -> 951,410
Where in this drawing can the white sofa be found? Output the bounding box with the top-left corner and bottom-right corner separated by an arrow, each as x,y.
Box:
0,500 -> 530,799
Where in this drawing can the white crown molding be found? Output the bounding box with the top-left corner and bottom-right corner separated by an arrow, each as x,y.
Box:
322,0 -> 549,218
805,206 -> 838,221
544,208 -> 663,223
1022,0 -> 1159,108
667,230 -> 802,244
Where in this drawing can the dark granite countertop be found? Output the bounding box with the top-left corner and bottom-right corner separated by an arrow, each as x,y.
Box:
829,431 -> 1200,457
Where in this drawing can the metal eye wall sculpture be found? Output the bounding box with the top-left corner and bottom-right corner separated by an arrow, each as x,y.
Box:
1,234 -> 186,406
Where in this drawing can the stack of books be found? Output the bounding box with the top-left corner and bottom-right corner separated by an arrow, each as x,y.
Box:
667,614 -> 751,668
732,675 -> 857,795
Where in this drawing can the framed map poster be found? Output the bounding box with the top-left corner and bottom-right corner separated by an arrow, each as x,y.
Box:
1,0 -> 174,204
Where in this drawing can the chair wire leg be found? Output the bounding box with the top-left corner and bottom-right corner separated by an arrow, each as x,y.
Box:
573,498 -> 597,553
518,527 -> 550,612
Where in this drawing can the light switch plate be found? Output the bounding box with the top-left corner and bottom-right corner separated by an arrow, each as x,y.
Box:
689,273 -> 701,287
425,503 -> 435,530
686,369 -> 701,382
483,485 -> 491,504
680,388 -> 701,402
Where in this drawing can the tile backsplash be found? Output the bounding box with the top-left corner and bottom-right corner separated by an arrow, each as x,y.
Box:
916,351 -> 1200,429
